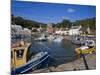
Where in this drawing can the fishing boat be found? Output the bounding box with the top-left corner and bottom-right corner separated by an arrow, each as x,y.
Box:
11,42 -> 50,74
75,46 -> 95,55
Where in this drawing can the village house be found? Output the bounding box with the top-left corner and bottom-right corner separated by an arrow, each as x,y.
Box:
68,25 -> 82,35
55,28 -> 69,35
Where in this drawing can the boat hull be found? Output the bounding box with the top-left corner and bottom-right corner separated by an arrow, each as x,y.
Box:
71,40 -> 85,45
12,52 -> 50,74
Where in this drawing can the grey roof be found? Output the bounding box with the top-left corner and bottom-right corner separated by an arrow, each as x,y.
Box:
71,26 -> 80,29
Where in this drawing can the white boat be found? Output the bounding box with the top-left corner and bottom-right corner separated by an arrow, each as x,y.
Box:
85,40 -> 95,47
71,36 -> 95,46
47,35 -> 55,40
53,36 -> 63,42
34,33 -> 47,41
71,36 -> 85,45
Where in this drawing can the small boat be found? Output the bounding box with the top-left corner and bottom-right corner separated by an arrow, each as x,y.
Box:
85,40 -> 95,47
72,40 -> 85,45
11,42 -> 49,74
71,36 -> 95,46
34,37 -> 47,41
75,46 -> 95,55
53,36 -> 63,42
34,33 -> 47,41
47,35 -> 55,40
71,36 -> 85,45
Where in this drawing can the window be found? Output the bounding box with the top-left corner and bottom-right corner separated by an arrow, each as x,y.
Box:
16,49 -> 24,59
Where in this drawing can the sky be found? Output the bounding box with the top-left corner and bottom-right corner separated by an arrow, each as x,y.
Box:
11,1 -> 96,24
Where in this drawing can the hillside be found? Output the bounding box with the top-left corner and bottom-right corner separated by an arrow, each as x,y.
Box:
11,15 -> 46,29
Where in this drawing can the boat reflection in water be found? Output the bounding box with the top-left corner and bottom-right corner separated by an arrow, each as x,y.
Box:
11,41 -> 50,74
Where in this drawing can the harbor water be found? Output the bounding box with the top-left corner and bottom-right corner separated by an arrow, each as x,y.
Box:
11,34 -> 96,72
12,35 -> 77,68
28,38 -> 77,68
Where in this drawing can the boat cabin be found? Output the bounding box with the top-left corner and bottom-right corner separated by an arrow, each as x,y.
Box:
11,43 -> 31,68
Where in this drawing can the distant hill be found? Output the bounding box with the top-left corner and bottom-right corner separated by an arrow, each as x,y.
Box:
11,15 -> 46,29
73,17 -> 96,30
11,15 -> 96,32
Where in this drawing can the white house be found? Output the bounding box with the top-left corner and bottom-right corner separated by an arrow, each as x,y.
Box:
68,25 -> 82,35
55,30 -> 68,35
55,28 -> 69,35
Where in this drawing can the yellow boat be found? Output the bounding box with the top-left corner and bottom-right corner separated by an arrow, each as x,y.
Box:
75,46 -> 96,55
11,42 -> 31,69
11,41 -> 50,74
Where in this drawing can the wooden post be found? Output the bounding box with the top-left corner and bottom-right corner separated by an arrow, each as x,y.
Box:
81,54 -> 89,70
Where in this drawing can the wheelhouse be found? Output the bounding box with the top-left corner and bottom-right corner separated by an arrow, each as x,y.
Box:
11,43 -> 31,68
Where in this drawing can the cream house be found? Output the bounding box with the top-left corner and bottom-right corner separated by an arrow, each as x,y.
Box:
68,25 -> 82,35
55,29 -> 68,35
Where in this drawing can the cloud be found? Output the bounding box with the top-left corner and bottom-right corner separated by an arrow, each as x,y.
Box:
67,8 -> 75,13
